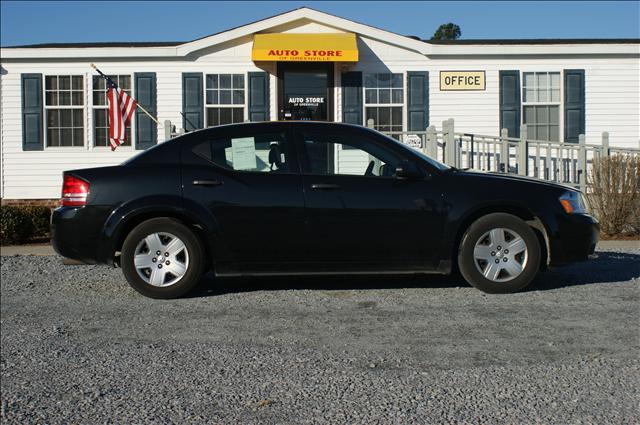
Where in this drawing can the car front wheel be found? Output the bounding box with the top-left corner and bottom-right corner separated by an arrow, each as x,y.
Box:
121,218 -> 205,299
458,213 -> 541,294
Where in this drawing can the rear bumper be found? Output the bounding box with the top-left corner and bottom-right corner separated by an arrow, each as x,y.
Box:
549,213 -> 599,266
51,206 -> 110,264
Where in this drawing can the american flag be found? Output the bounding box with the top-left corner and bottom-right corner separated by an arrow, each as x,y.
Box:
106,78 -> 136,151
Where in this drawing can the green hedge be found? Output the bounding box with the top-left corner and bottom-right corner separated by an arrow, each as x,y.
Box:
0,205 -> 52,245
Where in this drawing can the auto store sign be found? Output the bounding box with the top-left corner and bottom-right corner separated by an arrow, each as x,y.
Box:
252,33 -> 359,62
440,71 -> 486,91
287,96 -> 325,106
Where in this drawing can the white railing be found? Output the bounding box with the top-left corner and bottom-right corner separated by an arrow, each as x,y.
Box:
368,118 -> 640,192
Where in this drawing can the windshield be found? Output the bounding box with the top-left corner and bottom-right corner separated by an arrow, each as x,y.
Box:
373,129 -> 451,171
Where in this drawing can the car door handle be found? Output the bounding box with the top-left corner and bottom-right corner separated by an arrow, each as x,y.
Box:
311,183 -> 340,190
192,179 -> 223,187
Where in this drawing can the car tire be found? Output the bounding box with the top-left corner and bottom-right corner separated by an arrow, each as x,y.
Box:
458,213 -> 540,294
121,218 -> 205,299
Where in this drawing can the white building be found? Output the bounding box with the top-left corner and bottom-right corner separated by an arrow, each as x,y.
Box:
1,7 -> 638,203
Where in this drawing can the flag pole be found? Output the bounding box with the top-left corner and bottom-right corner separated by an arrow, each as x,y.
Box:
90,63 -> 162,127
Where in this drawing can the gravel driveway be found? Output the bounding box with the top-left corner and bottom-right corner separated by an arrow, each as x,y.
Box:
1,246 -> 639,424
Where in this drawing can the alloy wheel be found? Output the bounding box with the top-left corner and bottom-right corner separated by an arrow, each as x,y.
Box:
133,232 -> 190,287
473,227 -> 528,282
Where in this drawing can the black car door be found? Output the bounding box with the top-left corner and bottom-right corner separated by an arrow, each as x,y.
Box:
181,124 -> 307,274
295,125 -> 446,272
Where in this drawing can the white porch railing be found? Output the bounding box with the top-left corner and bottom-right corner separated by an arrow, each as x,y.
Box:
369,118 -> 640,192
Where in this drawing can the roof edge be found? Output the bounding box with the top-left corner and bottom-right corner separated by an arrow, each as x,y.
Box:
426,38 -> 640,45
3,38 -> 638,50
1,7 -> 638,57
2,41 -> 184,48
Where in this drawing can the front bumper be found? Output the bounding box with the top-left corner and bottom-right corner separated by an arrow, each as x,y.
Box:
549,213 -> 599,266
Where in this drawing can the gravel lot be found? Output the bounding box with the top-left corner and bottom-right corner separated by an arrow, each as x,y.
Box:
1,246 -> 639,424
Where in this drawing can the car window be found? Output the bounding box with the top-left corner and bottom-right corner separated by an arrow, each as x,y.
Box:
299,130 -> 403,178
192,131 -> 291,173
374,131 -> 450,171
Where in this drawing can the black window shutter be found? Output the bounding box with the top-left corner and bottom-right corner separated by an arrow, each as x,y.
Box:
342,72 -> 362,125
248,72 -> 269,121
134,72 -> 157,150
21,73 -> 43,151
564,69 -> 585,143
407,71 -> 429,131
182,73 -> 203,131
499,70 -> 521,138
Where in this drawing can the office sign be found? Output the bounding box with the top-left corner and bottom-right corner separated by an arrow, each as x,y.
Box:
440,71 -> 486,91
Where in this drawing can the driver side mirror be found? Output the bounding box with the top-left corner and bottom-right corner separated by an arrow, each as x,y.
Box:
395,160 -> 425,180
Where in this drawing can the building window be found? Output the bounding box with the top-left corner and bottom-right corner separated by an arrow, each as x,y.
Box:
92,75 -> 132,147
364,73 -> 404,135
45,75 -> 84,147
205,74 -> 245,126
523,72 -> 560,142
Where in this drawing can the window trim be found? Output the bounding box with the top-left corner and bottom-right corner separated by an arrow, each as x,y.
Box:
522,71 -> 563,142
43,74 -> 86,149
363,72 -> 405,107
204,72 -> 247,128
91,74 -> 136,150
362,72 -> 406,134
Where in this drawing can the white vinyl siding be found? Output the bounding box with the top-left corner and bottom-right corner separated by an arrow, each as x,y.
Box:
425,59 -> 638,146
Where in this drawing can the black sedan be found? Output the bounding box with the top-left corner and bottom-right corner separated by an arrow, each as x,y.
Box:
52,121 -> 599,298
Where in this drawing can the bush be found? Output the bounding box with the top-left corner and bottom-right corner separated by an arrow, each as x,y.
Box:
1,206 -> 33,245
587,155 -> 640,236
21,206 -> 52,237
628,195 -> 640,234
0,205 -> 52,245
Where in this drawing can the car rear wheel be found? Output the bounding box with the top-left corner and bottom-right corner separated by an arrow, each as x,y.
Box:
458,213 -> 540,294
121,218 -> 205,299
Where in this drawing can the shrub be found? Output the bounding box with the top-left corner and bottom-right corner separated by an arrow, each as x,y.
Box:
21,205 -> 52,238
0,205 -> 52,245
629,195 -> 640,234
586,155 -> 640,236
1,206 -> 33,245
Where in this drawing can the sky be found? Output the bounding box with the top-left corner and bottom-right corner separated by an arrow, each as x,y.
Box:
1,1 -> 639,46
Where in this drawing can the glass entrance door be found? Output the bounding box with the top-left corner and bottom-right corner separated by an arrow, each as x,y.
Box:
279,63 -> 333,121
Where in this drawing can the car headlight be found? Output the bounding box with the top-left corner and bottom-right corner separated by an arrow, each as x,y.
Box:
559,191 -> 587,214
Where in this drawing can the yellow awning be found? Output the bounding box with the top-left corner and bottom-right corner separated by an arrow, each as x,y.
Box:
252,33 -> 358,62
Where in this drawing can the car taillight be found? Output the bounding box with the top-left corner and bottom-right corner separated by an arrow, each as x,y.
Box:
61,175 -> 89,207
